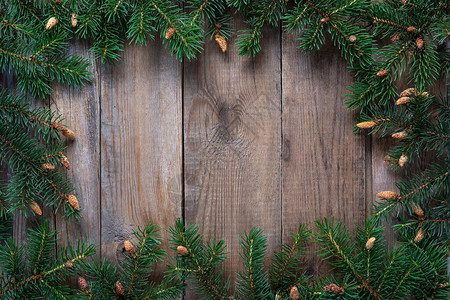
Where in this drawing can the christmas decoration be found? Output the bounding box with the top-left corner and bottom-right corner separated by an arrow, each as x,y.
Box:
0,0 -> 448,299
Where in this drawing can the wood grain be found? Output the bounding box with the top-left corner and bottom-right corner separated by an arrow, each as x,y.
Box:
281,34 -> 367,277
50,39 -> 101,252
100,40 -> 182,278
183,20 -> 281,297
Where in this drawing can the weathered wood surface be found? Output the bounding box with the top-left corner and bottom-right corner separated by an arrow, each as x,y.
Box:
282,34 -> 367,277
51,39 -> 101,252
37,25 -> 407,296
184,19 -> 281,297
99,39 -> 183,278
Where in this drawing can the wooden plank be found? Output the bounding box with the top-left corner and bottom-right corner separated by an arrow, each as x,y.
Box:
371,136 -> 400,244
183,21 -> 281,297
50,39 -> 101,252
100,40 -> 182,279
281,35 -> 367,277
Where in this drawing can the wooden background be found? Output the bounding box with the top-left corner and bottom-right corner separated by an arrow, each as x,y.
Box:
10,21 -> 401,297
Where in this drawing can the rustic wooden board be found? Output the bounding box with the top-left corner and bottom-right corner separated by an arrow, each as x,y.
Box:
183,20 -> 282,297
50,39 -> 101,252
281,34 -> 367,277
99,40 -> 183,278
371,136 -> 401,244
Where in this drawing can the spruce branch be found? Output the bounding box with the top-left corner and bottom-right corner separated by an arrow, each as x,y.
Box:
0,220 -> 95,298
236,227 -> 272,299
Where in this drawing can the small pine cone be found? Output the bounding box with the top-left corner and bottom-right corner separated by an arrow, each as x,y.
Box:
62,128 -> 75,141
349,35 -> 357,43
290,286 -> 299,300
416,38 -> 423,49
365,237 -> 376,250
71,12 -> 78,27
320,17 -> 330,23
396,96 -> 411,105
401,0 -> 407,4
407,26 -> 416,33
356,121 -> 378,129
391,131 -> 408,139
400,87 -> 416,97
60,153 -> 71,170
414,228 -> 424,243
324,283 -> 344,295
65,260 -> 73,268
398,155 -> 408,167
52,123 -> 75,141
421,91 -> 429,98
376,191 -> 400,199
376,69 -> 389,77
42,163 -> 55,170
215,34 -> 227,52
384,155 -> 395,167
52,122 -> 65,131
413,204 -> 424,219
165,27 -> 175,39
177,245 -> 189,256
78,276 -> 89,291
116,281 -> 125,295
391,34 -> 400,42
124,240 -> 136,257
30,201 -> 42,216
46,17 -> 57,30
66,194 -> 79,210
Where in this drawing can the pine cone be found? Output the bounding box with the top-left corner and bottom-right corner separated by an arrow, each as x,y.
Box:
421,91 -> 429,98
52,123 -> 75,141
116,281 -> 125,295
376,191 -> 400,199
376,69 -> 389,77
124,240 -> 136,257
391,34 -> 400,42
177,245 -> 189,256
416,38 -> 423,49
414,228 -> 424,242
407,26 -> 416,33
323,283 -> 344,295
398,155 -> 408,167
384,155 -> 395,167
62,128 -> 75,141
30,201 -> 42,216
365,237 -> 376,250
46,17 -> 57,30
42,163 -> 55,170
413,204 -> 424,219
396,97 -> 411,105
65,260 -> 73,268
78,276 -> 89,291
400,87 -> 416,97
165,28 -> 175,39
391,131 -> 408,139
290,286 -> 299,300
66,194 -> 79,210
60,153 -> 71,170
320,17 -> 330,23
356,121 -> 377,129
349,35 -> 357,43
71,12 -> 78,27
215,34 -> 227,52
